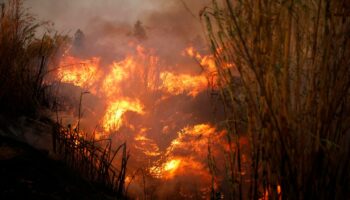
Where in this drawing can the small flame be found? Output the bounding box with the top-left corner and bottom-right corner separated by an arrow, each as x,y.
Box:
102,99 -> 144,131
184,46 -> 217,73
164,159 -> 181,174
149,158 -> 181,179
148,124 -> 223,182
57,56 -> 101,88
160,72 -> 207,97
134,128 -> 161,157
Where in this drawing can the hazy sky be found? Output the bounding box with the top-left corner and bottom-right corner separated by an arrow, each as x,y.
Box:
23,0 -> 211,65
24,0 -> 209,35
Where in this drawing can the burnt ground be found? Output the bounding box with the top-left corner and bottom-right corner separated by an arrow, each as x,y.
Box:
0,135 -> 116,200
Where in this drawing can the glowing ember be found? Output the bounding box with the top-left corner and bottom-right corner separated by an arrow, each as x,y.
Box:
164,159 -> 181,174
149,158 -> 181,179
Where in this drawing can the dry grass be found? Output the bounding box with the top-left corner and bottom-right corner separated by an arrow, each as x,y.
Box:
52,92 -> 129,198
202,0 -> 350,199
0,0 -> 68,117
52,123 -> 128,198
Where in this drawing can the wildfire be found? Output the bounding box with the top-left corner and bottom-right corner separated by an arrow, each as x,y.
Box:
57,56 -> 101,88
148,123 -> 223,181
185,46 -> 217,74
54,42 -> 223,198
149,158 -> 181,179
102,57 -> 135,97
167,123 -> 220,154
160,72 -> 207,97
134,128 -> 161,157
164,159 -> 181,171
102,99 -> 144,131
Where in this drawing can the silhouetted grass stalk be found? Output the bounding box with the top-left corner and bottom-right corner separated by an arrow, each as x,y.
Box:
53,123 -> 129,197
0,0 -> 68,116
202,0 -> 349,199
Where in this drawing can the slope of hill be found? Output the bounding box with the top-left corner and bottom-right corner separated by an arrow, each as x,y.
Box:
0,135 -> 116,200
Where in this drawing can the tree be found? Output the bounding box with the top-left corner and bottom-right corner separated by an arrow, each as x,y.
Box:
73,29 -> 85,50
133,20 -> 147,41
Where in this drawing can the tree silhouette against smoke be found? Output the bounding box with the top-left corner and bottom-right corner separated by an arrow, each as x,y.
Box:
73,29 -> 86,54
133,20 -> 147,41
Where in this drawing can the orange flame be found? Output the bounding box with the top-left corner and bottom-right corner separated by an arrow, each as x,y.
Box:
160,72 -> 207,97
102,57 -> 136,97
57,56 -> 101,88
185,46 -> 217,74
102,99 -> 144,131
148,124 -> 223,181
54,44 -> 226,197
134,128 -> 161,157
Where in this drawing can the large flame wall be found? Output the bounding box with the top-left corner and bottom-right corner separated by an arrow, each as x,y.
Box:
51,39 -> 230,198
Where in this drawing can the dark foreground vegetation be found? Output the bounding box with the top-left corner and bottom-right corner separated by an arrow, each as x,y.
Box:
203,0 -> 350,199
0,135 -> 115,199
53,123 -> 128,198
0,0 -> 67,117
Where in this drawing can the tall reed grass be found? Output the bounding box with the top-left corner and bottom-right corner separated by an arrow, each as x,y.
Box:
202,0 -> 349,199
53,123 -> 128,198
0,0 -> 68,117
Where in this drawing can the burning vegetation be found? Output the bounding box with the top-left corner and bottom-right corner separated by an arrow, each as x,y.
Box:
0,0 -> 349,199
52,36 -> 223,198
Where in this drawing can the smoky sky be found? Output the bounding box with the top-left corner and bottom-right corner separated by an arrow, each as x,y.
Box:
24,0 -> 213,73
24,0 -> 210,40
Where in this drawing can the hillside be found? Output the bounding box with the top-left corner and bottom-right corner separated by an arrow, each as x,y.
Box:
0,135 -> 115,199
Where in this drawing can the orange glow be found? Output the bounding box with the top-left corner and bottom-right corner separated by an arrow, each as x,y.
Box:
134,129 -> 161,157
160,72 -> 207,97
167,123 -> 220,154
149,158 -> 181,179
57,56 -> 101,88
54,43 -> 225,197
148,124 -> 223,181
260,185 -> 282,200
102,57 -> 135,97
102,99 -> 144,131
149,156 -> 211,180
164,159 -> 181,174
184,46 -> 217,73
277,185 -> 281,194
